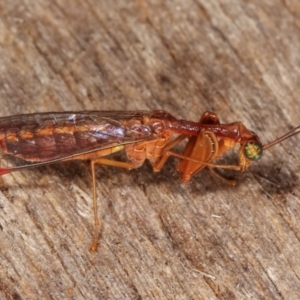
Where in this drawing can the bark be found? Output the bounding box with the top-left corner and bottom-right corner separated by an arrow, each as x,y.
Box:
0,1 -> 300,299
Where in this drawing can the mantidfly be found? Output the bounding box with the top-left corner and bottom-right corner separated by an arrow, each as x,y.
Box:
0,110 -> 299,250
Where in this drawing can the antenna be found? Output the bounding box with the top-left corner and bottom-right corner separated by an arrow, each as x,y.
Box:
263,125 -> 300,150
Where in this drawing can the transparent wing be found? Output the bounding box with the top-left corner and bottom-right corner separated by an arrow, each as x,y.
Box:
0,111 -> 156,173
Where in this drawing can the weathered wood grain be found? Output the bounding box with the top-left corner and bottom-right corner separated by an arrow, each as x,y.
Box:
0,0 -> 300,299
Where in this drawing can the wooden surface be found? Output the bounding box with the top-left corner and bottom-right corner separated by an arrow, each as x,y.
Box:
0,1 -> 300,299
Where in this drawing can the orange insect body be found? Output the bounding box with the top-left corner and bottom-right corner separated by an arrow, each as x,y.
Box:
0,110 -> 298,250
0,110 -> 261,176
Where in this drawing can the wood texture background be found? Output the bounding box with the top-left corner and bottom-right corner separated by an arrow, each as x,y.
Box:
0,1 -> 300,299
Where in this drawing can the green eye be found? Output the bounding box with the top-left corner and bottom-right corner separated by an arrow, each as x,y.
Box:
244,141 -> 263,161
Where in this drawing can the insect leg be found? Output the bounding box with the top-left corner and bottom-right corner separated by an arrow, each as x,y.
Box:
177,132 -> 218,181
89,158 -> 136,252
90,160 -> 100,252
179,134 -> 238,184
208,166 -> 237,186
150,112 -> 220,177
153,148 -> 244,178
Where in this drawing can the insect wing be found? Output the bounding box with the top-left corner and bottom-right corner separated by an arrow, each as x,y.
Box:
0,111 -> 155,173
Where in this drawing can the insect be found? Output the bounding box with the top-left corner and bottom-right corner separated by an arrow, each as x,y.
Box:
0,110 -> 299,251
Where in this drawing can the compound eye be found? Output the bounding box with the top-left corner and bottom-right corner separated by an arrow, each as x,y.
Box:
244,141 -> 263,161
